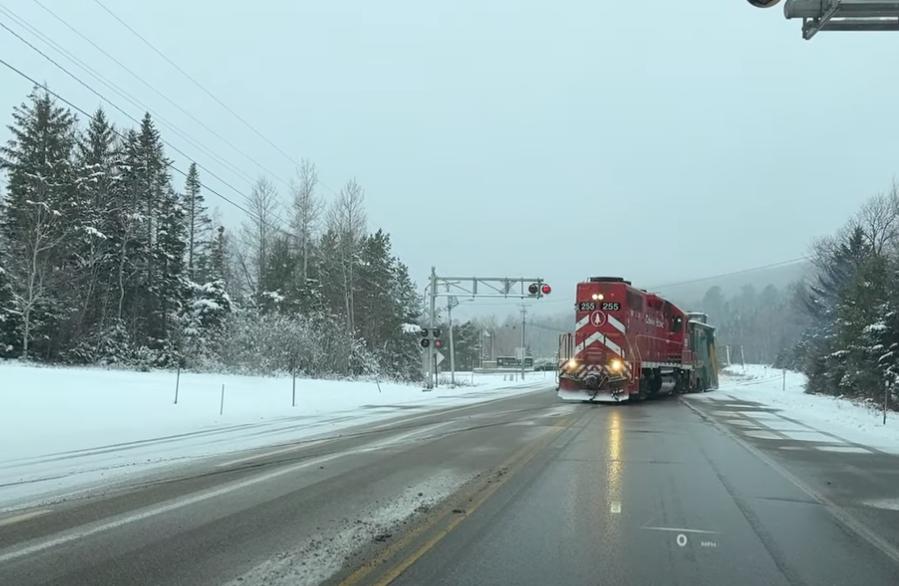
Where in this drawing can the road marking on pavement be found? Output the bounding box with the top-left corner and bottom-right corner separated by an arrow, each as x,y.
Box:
861,498 -> 899,511
339,414 -> 577,586
815,445 -> 869,454
610,501 -> 621,514
779,430 -> 834,442
742,430 -> 783,440
0,418 -> 473,564
215,421 -> 457,469
642,526 -> 719,535
0,509 -> 51,528
216,439 -> 330,467
0,435 -> 413,566
681,398 -> 899,566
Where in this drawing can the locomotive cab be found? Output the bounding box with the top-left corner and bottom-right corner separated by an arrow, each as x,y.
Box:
558,277 -> 716,403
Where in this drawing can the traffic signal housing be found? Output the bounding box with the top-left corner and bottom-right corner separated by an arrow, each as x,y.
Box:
528,282 -> 552,298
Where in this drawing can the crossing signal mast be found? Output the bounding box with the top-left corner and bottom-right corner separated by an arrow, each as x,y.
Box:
748,0 -> 899,39
423,268 -> 551,390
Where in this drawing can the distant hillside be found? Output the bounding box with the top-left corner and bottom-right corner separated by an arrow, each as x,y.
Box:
651,260 -> 813,309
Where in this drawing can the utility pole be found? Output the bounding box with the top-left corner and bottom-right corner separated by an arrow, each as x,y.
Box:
428,267 -> 437,389
520,304 -> 527,381
740,345 -> 746,371
726,345 -> 731,366
448,296 -> 456,386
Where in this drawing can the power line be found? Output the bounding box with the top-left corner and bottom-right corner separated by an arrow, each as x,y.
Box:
30,0 -> 293,189
91,0 -> 298,167
0,19 -> 297,232
0,3 -> 258,189
0,55 -> 301,243
646,257 -> 811,291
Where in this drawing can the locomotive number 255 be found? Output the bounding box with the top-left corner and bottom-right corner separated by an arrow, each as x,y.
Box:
601,302 -> 620,311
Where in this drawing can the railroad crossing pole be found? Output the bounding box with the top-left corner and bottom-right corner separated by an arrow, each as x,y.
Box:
726,345 -> 731,366
448,296 -> 456,386
428,267 -> 438,389
520,305 -> 527,381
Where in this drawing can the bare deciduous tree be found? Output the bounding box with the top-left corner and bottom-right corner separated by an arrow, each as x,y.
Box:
328,179 -> 367,333
12,199 -> 67,356
857,182 -> 899,256
290,159 -> 322,282
239,177 -> 281,296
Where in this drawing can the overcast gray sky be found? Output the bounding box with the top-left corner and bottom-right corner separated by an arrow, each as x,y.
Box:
2,1 -> 898,318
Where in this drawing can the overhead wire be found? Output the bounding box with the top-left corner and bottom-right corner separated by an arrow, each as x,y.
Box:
0,19 -> 299,235
0,55 -> 303,242
646,256 -> 811,291
89,0 -> 342,197
0,3 -> 258,189
92,1 -> 295,167
30,0 -> 294,190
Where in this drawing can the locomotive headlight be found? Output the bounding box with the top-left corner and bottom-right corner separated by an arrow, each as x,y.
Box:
591,293 -> 604,301
609,358 -> 624,373
565,358 -> 579,371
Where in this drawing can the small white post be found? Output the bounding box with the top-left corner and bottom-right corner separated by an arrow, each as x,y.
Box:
884,381 -> 889,426
782,368 -> 786,391
292,372 -> 297,407
219,384 -> 225,415
174,365 -> 180,405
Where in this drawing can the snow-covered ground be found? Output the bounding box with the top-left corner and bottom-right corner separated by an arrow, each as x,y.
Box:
0,363 -> 552,510
691,364 -> 899,453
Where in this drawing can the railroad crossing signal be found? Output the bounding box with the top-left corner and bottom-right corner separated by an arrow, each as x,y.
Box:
527,282 -> 552,298
420,327 -> 443,349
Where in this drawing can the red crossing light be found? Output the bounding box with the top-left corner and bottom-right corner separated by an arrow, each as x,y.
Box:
541,284 -> 552,295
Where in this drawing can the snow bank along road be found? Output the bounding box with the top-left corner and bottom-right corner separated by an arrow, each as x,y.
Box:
0,363 -> 551,509
1,372 -> 898,585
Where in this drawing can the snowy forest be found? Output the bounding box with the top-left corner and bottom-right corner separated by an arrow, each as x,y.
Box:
689,183 -> 899,404
0,88 -> 422,379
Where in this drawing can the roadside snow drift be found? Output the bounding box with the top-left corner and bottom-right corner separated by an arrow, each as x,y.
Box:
690,365 -> 899,453
0,363 -> 551,509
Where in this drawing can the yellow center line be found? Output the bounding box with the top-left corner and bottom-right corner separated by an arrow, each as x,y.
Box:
0,508 -> 52,528
339,414 -> 576,586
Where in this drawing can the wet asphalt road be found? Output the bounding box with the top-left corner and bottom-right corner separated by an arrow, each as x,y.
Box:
1,385 -> 897,585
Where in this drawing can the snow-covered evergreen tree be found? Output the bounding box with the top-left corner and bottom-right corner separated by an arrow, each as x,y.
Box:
0,88 -> 77,358
183,162 -> 212,283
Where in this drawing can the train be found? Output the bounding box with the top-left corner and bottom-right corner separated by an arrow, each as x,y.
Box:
557,276 -> 718,402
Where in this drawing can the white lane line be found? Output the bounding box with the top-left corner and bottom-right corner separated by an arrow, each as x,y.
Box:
0,420 -> 463,564
217,420 -> 456,468
0,509 -> 51,528
216,439 -> 329,468
641,526 -> 720,535
0,452 -> 346,565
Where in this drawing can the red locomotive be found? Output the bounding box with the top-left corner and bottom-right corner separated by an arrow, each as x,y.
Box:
557,277 -> 718,402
